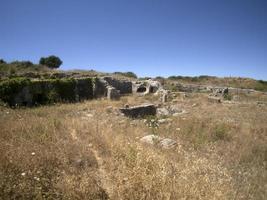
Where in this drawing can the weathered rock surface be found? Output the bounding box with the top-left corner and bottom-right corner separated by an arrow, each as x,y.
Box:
159,138 -> 177,149
132,79 -> 162,95
140,134 -> 177,149
140,134 -> 161,144
119,104 -> 157,118
212,87 -> 228,97
107,87 -> 120,100
157,105 -> 185,117
208,96 -> 221,103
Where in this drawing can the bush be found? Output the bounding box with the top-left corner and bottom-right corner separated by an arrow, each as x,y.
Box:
39,56 -> 62,69
10,61 -> 34,68
0,78 -> 31,106
114,71 -> 137,79
0,59 -> 6,64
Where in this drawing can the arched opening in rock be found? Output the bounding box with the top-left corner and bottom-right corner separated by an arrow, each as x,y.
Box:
137,87 -> 147,93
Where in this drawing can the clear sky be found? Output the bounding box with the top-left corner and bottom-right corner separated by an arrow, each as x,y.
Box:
1,0 -> 267,80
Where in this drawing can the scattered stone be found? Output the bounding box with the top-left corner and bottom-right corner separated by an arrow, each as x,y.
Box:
140,134 -> 162,145
159,138 -> 177,149
157,107 -> 170,116
85,113 -> 93,118
158,118 -> 172,124
107,87 -> 120,100
213,87 -> 228,96
172,112 -> 182,117
161,93 -> 168,103
105,106 -> 113,112
140,134 -> 177,149
208,96 -> 221,103
119,104 -> 157,118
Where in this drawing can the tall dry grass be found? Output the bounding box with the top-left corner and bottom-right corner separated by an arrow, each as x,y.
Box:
0,93 -> 266,199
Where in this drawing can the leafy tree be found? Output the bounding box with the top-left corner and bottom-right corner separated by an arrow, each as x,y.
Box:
0,59 -> 6,64
39,56 -> 62,69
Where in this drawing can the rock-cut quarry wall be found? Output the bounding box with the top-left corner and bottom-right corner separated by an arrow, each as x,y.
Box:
0,77 -> 133,107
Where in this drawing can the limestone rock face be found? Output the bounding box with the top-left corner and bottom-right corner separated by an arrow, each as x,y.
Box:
119,104 -> 157,118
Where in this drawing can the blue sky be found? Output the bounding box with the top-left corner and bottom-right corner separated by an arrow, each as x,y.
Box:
0,0 -> 267,80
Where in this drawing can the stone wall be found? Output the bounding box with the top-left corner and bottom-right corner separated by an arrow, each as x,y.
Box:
102,76 -> 132,94
0,78 -> 95,106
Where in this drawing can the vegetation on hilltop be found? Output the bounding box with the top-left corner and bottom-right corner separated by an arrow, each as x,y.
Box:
1,57 -> 266,92
39,55 -> 62,69
167,75 -> 267,92
0,59 -> 51,77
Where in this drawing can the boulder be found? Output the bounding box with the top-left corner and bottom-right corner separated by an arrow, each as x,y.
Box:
119,104 -> 157,118
159,138 -> 177,149
208,96 -> 221,103
140,134 -> 177,149
157,107 -> 170,116
140,134 -> 161,144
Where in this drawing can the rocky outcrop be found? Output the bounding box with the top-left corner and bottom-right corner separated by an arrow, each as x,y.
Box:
119,104 -> 157,118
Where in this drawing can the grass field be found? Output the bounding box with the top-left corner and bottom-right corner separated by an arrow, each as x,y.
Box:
0,92 -> 266,199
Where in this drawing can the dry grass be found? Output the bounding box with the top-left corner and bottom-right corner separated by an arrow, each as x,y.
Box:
0,92 -> 266,199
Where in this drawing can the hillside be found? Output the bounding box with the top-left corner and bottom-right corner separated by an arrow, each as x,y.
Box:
1,60 -> 267,92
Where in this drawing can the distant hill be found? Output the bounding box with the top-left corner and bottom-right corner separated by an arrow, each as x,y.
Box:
1,60 -> 266,92
165,75 -> 267,92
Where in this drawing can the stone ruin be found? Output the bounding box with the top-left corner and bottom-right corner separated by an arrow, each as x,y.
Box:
107,86 -> 120,100
208,87 -> 229,103
0,76 -> 165,106
119,104 -> 157,118
132,79 -> 162,95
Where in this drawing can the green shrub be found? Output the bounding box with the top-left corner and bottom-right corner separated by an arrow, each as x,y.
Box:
0,59 -> 6,64
54,79 -> 77,102
114,71 -> 137,79
39,56 -> 62,69
212,124 -> 231,142
0,78 -> 31,106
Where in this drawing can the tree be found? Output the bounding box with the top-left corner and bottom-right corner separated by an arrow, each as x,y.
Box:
0,59 -> 6,64
39,55 -> 62,69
